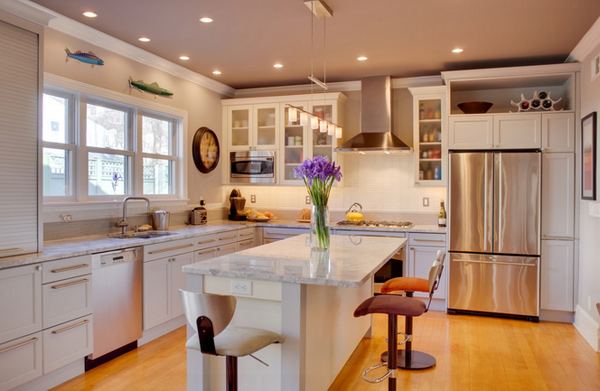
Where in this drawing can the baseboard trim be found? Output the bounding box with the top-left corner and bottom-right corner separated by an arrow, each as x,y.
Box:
139,315 -> 186,346
574,304 -> 600,352
539,309 -> 575,323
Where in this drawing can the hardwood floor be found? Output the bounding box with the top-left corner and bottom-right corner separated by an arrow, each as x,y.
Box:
50,312 -> 600,391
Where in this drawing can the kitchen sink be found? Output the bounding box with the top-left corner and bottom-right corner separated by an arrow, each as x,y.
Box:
109,231 -> 178,239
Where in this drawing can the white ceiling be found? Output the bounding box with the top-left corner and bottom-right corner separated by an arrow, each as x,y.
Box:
29,0 -> 600,90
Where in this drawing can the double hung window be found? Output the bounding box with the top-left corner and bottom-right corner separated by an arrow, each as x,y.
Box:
42,81 -> 184,202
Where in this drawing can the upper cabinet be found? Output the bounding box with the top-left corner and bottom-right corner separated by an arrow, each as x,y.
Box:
443,64 -> 578,151
223,93 -> 346,185
408,86 -> 446,186
226,104 -> 279,151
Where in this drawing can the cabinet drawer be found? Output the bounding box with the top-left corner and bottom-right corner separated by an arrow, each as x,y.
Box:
42,255 -> 92,283
43,315 -> 93,374
43,275 -> 92,328
216,230 -> 244,245
409,233 -> 446,247
0,332 -> 42,391
144,237 -> 197,262
237,238 -> 255,251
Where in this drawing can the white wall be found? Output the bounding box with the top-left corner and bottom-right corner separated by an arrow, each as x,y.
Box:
575,36 -> 600,351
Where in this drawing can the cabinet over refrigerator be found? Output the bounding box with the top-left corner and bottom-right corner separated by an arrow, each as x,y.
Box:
448,151 -> 540,320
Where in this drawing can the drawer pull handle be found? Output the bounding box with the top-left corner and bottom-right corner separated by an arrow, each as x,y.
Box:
240,240 -> 253,245
0,248 -> 23,253
219,235 -> 237,241
51,264 -> 89,273
52,319 -> 90,334
148,243 -> 194,255
197,248 -> 217,255
0,337 -> 38,354
51,278 -> 89,289
239,232 -> 253,237
198,239 -> 216,245
412,239 -> 445,243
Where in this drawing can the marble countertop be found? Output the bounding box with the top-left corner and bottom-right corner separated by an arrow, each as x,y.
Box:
183,234 -> 407,287
0,219 -> 444,270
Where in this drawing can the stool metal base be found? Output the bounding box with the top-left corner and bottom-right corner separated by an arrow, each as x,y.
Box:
380,349 -> 436,370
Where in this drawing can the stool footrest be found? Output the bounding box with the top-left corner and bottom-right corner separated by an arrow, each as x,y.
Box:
362,362 -> 391,383
380,349 -> 437,370
385,331 -> 410,346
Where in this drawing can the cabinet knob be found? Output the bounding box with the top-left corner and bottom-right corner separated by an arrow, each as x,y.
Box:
36,265 -> 42,271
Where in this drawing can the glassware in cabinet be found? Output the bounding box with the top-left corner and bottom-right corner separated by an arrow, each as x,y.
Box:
283,105 -> 306,181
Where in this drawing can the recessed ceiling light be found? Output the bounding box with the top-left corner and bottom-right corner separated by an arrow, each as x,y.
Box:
452,48 -> 464,53
82,11 -> 97,18
212,70 -> 222,75
273,63 -> 283,68
199,17 -> 213,23
138,37 -> 151,42
357,56 -> 368,61
179,56 -> 190,61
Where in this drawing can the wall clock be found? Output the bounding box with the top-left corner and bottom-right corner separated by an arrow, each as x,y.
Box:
192,127 -> 220,173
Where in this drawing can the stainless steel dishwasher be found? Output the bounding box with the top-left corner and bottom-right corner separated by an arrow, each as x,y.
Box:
86,247 -> 143,369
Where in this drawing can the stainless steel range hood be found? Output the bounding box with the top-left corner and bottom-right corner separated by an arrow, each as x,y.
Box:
335,76 -> 412,152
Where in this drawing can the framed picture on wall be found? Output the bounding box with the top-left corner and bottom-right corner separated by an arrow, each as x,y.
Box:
582,112 -> 597,200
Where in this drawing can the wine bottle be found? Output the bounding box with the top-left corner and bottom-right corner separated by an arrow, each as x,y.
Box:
438,201 -> 447,228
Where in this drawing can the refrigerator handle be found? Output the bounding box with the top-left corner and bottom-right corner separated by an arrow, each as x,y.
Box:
484,153 -> 494,252
493,152 -> 500,252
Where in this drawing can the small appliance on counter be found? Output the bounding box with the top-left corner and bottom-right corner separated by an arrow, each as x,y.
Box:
228,189 -> 246,221
190,198 -> 207,225
152,210 -> 170,230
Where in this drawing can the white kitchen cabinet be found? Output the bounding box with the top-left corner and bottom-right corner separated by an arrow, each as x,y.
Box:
262,226 -> 310,243
223,93 -> 346,185
226,104 -> 279,151
0,331 -> 42,391
0,19 -> 41,258
540,240 -> 574,311
409,86 -> 446,185
542,153 -> 575,239
143,252 -> 193,330
449,113 -> 541,150
542,112 -> 575,152
42,315 -> 93,374
0,264 -> 42,345
407,233 -> 447,299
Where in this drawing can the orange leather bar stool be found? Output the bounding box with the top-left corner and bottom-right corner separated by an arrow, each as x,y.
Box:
179,289 -> 285,391
379,250 -> 446,370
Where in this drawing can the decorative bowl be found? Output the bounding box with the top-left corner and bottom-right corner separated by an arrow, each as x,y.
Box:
457,101 -> 493,114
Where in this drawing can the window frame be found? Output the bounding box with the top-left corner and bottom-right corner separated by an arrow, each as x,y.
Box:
42,74 -> 188,207
42,88 -> 77,201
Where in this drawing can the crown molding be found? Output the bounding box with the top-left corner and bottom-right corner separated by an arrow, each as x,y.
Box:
0,0 -> 54,26
20,0 -> 236,97
569,16 -> 600,62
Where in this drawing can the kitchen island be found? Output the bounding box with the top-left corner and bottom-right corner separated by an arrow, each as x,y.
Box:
183,233 -> 407,391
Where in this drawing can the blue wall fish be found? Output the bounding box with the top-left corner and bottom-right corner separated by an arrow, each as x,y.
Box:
65,48 -> 104,67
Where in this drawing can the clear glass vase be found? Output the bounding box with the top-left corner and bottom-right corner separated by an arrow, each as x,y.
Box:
310,205 -> 330,251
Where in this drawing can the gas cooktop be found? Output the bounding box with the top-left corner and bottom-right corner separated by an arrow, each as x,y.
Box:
336,220 -> 414,229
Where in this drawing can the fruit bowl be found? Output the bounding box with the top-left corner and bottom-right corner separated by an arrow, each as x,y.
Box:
457,101 -> 493,114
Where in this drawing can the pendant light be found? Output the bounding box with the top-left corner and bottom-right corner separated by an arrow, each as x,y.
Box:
286,0 -> 342,139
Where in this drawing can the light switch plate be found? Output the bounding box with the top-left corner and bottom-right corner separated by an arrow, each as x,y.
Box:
305,195 -> 311,204
251,195 -> 256,203
423,197 -> 429,207
589,202 -> 600,218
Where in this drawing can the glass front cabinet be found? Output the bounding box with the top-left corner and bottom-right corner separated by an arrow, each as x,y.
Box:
223,93 -> 345,185
408,86 -> 446,186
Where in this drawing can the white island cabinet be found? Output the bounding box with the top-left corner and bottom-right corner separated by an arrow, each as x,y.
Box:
183,234 -> 407,391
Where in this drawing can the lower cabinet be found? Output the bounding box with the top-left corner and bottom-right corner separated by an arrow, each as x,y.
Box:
42,315 -> 93,374
540,239 -> 574,311
143,252 -> 193,330
407,233 -> 447,299
262,227 -> 309,243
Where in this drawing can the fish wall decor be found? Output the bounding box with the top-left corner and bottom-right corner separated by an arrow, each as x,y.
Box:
65,48 -> 104,67
129,77 -> 174,97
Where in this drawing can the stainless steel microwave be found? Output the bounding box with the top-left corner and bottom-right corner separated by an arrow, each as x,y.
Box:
230,151 -> 276,184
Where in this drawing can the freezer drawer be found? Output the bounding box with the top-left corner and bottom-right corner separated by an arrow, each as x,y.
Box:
448,253 -> 539,317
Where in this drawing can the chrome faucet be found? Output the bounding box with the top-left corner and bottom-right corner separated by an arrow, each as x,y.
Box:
115,196 -> 150,234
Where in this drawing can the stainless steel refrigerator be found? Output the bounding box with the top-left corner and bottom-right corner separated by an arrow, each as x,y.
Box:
448,151 -> 540,319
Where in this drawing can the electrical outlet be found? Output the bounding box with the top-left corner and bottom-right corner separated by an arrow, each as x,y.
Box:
60,214 -> 72,223
231,279 -> 252,295
305,195 -> 311,204
423,198 -> 429,207
251,195 -> 256,203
